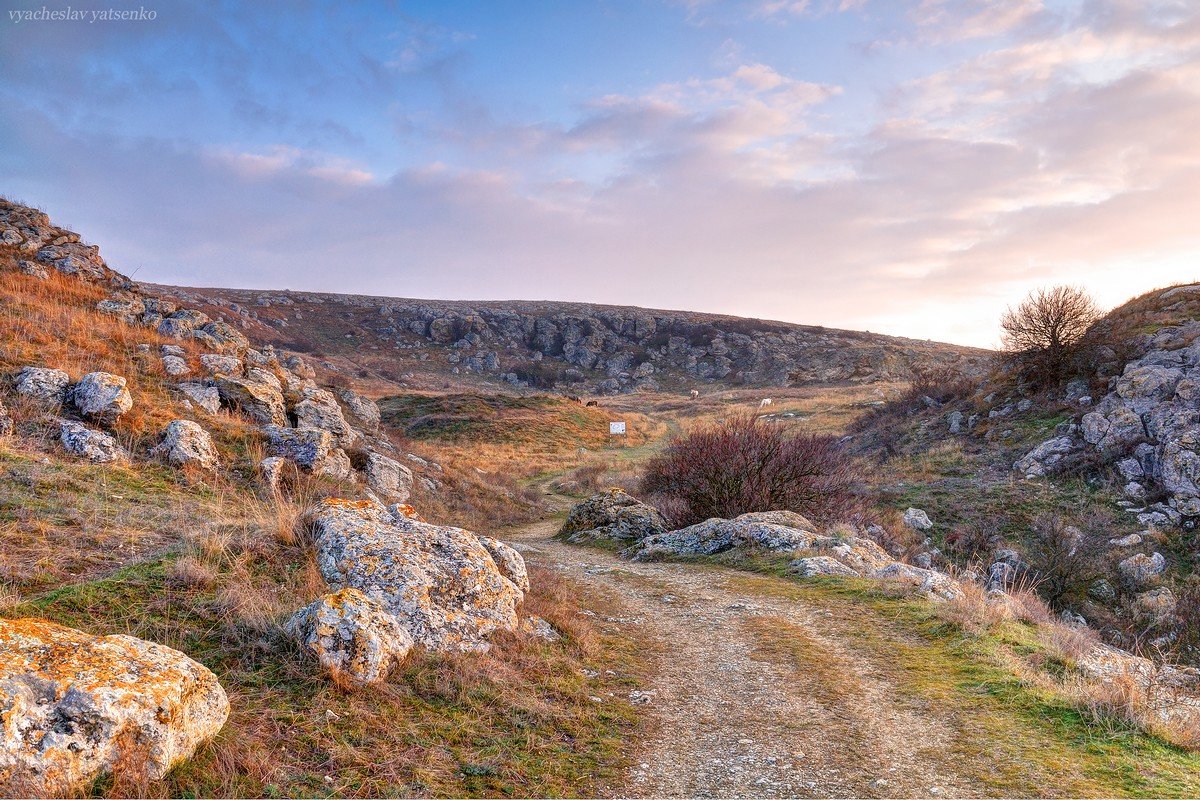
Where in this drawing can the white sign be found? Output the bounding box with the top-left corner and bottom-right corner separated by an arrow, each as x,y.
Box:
609,421 -> 626,435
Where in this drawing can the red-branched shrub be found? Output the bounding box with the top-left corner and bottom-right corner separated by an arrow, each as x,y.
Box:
638,414 -> 861,528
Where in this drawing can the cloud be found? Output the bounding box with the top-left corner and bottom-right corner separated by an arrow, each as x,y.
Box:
2,0 -> 1200,348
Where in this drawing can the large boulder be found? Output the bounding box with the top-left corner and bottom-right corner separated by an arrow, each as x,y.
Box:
560,489 -> 669,543
873,562 -> 964,601
151,420 -> 219,470
60,421 -> 126,463
363,452 -> 412,501
305,499 -> 525,651
14,367 -> 69,406
198,321 -> 249,352
476,535 -> 530,592
70,372 -> 133,424
285,588 -> 413,688
0,617 -> 228,796
624,511 -> 819,561
216,375 -> 286,426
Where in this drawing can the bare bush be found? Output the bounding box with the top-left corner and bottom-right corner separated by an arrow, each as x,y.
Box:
1000,285 -> 1101,386
638,414 -> 862,528
1024,515 -> 1107,611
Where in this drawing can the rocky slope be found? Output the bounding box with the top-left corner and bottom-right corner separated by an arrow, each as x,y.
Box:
141,284 -> 987,396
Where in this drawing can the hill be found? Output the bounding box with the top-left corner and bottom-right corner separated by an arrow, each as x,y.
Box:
141,283 -> 988,396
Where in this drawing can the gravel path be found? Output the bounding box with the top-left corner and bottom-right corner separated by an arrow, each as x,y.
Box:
509,518 -> 981,799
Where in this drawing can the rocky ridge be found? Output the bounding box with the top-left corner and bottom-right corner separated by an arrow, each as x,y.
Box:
146,284 -> 987,395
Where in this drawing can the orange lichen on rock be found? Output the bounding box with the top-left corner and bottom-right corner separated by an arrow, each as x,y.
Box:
0,617 -> 229,796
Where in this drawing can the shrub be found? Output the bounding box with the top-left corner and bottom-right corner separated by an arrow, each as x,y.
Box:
638,414 -> 861,528
1024,515 -> 1107,610
1000,285 -> 1101,387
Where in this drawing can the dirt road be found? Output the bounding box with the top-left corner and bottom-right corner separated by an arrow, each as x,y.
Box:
508,518 -> 981,799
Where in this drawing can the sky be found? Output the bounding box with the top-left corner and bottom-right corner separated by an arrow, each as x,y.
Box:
1,0 -> 1198,347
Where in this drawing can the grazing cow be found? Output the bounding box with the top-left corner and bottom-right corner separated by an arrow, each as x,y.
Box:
689,389 -> 699,399
566,394 -> 581,404
585,400 -> 599,407
759,398 -> 773,408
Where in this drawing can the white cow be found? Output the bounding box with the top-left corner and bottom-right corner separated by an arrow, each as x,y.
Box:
759,398 -> 773,408
689,389 -> 699,399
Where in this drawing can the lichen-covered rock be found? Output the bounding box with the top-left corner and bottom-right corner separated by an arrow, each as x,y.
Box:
873,562 -> 964,601
1118,551 -> 1166,589
335,388 -> 381,432
902,507 -> 934,531
216,375 -> 286,426
560,489 -> 669,543
0,617 -> 228,796
292,388 -> 358,447
199,354 -> 241,376
363,452 -> 412,501
59,420 -> 126,463
198,321 -> 249,352
161,355 -> 190,377
257,456 -> 287,493
285,588 -> 413,688
476,535 -> 530,592
176,383 -> 221,415
1014,436 -> 1076,478
70,372 -> 133,424
624,511 -> 819,561
789,556 -> 860,578
520,616 -> 562,642
14,366 -> 69,406
151,420 -> 219,470
305,499 -> 525,651
263,426 -> 351,479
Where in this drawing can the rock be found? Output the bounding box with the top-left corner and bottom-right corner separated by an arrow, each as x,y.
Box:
476,535 -> 530,592
198,321 -> 249,352
14,366 -> 69,406
176,383 -> 221,415
913,552 -> 933,569
264,426 -> 350,478
1109,533 -> 1144,548
59,420 -> 125,463
161,355 -> 190,377
986,561 -> 1018,592
199,354 -> 241,376
1133,587 -> 1177,623
0,401 -> 11,436
902,507 -> 934,531
1116,366 -> 1183,413
625,511 -> 819,561
947,411 -> 964,434
69,372 -> 133,424
216,375 -> 286,426
1088,578 -> 1117,604
16,259 -> 49,279
151,420 -> 219,470
1118,551 -> 1166,589
335,388 -> 381,433
560,489 -> 669,543
0,617 -> 228,796
1082,405 -> 1144,454
1060,610 -> 1088,628
789,556 -> 860,578
1013,436 -> 1076,478
520,616 -> 561,642
292,388 -> 358,447
257,456 -> 286,493
305,499 -> 525,651
363,452 -> 412,501
873,562 -> 963,601
284,588 -> 413,688
1159,428 -> 1200,500
1117,457 -> 1145,480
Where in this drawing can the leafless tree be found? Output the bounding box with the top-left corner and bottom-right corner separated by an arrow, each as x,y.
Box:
1000,285 -> 1100,385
